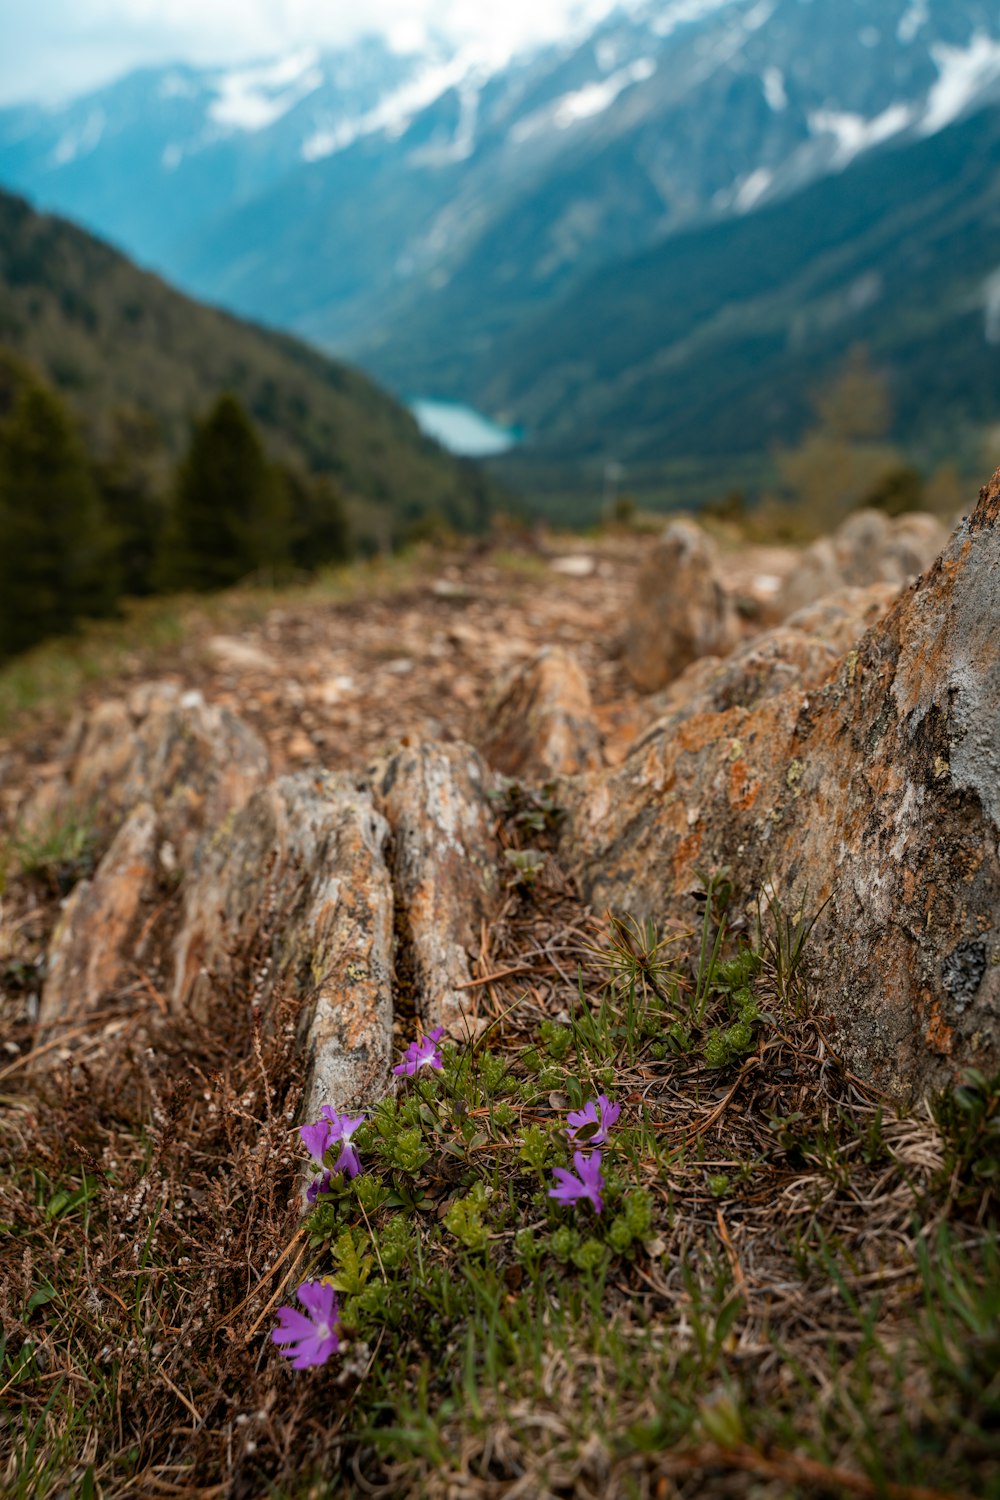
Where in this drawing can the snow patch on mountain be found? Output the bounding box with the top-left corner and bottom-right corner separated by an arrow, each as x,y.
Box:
809,102 -> 914,166
762,66 -> 786,110
553,56 -> 656,126
51,109 -> 105,167
209,49 -> 322,133
647,0 -> 741,41
159,73 -> 199,102
898,1 -> 929,45
409,80 -> 483,166
921,34 -> 1000,135
301,54 -> 471,163
735,165 -> 773,211
510,56 -> 656,143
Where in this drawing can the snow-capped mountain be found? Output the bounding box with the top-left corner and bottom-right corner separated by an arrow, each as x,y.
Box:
1,0 -> 1000,489
3,1 -> 999,334
0,37 -> 429,270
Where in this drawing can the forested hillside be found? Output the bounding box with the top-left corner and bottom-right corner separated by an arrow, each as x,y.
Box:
0,190 -> 497,546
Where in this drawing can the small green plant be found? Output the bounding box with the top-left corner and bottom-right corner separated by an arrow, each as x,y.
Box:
489,779 -> 564,835
704,985 -> 760,1069
932,1067 -> 1000,1211
503,847 -> 546,886
444,1183 -> 492,1252
12,805 -> 98,894
755,880 -> 829,1014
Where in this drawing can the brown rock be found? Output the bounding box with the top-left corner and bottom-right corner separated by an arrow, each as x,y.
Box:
776,537 -> 844,618
38,802 -> 159,1035
479,647 -> 603,780
783,583 -> 902,656
883,512 -> 951,582
376,742 -> 499,1038
20,684 -> 269,868
624,519 -> 739,693
779,511 -> 949,616
561,471 -> 1000,1098
642,628 -> 840,735
173,771 -> 393,1118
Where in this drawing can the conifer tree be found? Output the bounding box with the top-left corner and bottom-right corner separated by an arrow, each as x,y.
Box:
159,394 -> 290,591
278,464 -> 352,572
93,407 -> 168,597
0,383 -> 118,659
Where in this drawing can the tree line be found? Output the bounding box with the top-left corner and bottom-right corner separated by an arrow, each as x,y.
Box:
0,374 -> 353,661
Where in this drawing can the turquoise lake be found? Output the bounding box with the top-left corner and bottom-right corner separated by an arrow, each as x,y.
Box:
410,399 -> 520,457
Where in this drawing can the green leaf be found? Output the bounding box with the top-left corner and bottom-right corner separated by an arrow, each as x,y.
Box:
26,1282 -> 57,1314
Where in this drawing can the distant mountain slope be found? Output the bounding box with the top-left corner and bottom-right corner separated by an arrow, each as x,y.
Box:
0,189 -> 495,537
3,1 -> 1000,370
471,97 -> 1000,502
0,40 -> 425,275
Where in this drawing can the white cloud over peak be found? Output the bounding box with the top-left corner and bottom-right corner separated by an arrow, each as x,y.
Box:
0,0 -> 624,106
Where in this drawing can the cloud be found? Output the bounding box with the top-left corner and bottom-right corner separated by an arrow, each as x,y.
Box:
0,0 -> 620,106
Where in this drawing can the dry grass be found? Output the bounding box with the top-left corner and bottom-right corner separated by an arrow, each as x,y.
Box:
3,791 -> 999,1500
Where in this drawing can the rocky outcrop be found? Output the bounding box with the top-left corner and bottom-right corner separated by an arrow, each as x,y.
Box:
641,628 -> 838,733
782,583 -> 902,656
778,510 -> 948,617
173,772 -> 393,1119
478,647 -> 603,781
38,802 -> 159,1036
376,742 -> 499,1038
624,520 -> 739,693
561,477 -> 1000,1097
632,590 -> 905,754
21,683 -> 269,867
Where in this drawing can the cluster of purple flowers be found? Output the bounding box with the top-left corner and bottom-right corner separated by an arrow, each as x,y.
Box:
272,1025 -> 444,1369
272,1030 -> 623,1371
300,1106 -> 367,1203
547,1093 -> 622,1216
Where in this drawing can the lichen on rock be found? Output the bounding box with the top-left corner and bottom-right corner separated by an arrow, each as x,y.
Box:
562,477 -> 1000,1096
173,770 -> 394,1119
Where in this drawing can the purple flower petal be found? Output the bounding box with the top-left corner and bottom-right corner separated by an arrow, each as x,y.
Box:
272,1306 -> 316,1341
272,1280 -> 341,1369
319,1108 -> 366,1143
334,1143 -> 362,1179
392,1029 -> 445,1077
567,1095 -> 620,1148
567,1100 -> 600,1142
547,1151 -> 604,1215
299,1118 -> 333,1166
297,1280 -> 338,1322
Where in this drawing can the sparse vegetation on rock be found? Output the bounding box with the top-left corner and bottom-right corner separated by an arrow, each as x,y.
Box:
2,486 -> 998,1499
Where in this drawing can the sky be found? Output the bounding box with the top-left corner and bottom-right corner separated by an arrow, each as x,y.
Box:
0,0 -> 621,106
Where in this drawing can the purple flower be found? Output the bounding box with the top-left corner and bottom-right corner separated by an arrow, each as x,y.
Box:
392,1026 -> 445,1077
300,1108 -> 367,1185
333,1142 -> 362,1179
566,1094 -> 621,1147
299,1118 -> 334,1167
548,1150 -> 604,1215
319,1108 -> 366,1145
306,1170 -> 333,1204
271,1280 -> 341,1369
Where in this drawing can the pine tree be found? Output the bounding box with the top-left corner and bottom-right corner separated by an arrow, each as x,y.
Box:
278,464 -> 352,572
159,394 -> 290,591
0,383 -> 118,659
93,407 -> 168,597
